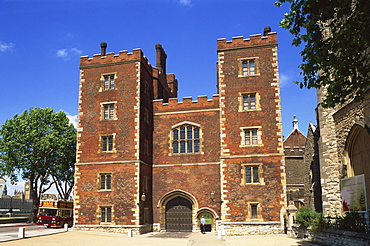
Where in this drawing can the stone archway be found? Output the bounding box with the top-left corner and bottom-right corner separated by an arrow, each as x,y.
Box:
196,208 -> 218,232
158,190 -> 199,232
345,125 -> 370,207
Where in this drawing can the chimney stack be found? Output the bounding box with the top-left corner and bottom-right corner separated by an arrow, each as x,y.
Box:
100,42 -> 107,56
263,26 -> 271,36
155,44 -> 167,75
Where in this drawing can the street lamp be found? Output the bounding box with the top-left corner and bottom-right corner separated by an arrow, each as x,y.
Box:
137,193 -> 146,206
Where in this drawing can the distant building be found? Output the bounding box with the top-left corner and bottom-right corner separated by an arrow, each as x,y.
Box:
24,180 -> 31,200
284,116 -> 307,208
74,28 -> 286,235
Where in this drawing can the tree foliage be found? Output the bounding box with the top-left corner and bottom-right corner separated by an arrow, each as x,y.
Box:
276,0 -> 370,107
0,107 -> 76,221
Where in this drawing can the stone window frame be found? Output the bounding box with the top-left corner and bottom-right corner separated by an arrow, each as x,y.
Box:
238,92 -> 261,112
99,205 -> 113,224
240,126 -> 263,147
241,163 -> 265,185
98,173 -> 112,191
246,202 -> 263,221
100,101 -> 118,121
169,121 -> 203,156
99,73 -> 117,92
99,133 -> 117,153
238,57 -> 260,77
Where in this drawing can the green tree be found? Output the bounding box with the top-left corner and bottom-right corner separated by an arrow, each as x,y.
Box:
0,107 -> 76,222
276,0 -> 370,107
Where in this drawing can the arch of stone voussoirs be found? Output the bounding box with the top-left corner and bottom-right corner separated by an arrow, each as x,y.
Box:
158,189 -> 199,232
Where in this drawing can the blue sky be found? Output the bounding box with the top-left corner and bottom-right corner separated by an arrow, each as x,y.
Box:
0,0 -> 317,194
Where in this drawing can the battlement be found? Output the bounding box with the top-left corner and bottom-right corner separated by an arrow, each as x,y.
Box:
80,48 -> 149,68
153,94 -> 220,113
217,32 -> 277,51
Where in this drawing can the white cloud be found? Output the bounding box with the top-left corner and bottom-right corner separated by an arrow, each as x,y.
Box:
56,49 -> 68,58
66,114 -> 78,128
178,0 -> 192,7
0,41 -> 14,52
56,47 -> 82,59
70,47 -> 82,55
279,73 -> 292,88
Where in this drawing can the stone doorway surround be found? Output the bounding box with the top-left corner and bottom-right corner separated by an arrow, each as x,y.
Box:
197,208 -> 218,232
157,190 -> 199,232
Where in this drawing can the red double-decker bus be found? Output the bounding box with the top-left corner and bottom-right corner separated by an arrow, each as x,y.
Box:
37,194 -> 73,228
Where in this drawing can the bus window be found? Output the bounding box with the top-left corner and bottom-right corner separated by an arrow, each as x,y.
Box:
61,209 -> 72,217
39,208 -> 57,216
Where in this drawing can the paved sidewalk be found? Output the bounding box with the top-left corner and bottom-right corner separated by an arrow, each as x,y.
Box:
0,229 -> 320,246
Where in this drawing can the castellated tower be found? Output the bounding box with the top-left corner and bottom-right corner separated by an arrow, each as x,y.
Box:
74,28 -> 286,235
75,44 -> 159,231
217,29 -> 285,224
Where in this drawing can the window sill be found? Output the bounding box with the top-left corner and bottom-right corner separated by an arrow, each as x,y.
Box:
101,118 -> 118,121
241,182 -> 265,186
100,150 -> 117,154
171,152 -> 202,156
239,144 -> 264,148
238,109 -> 262,112
238,74 -> 260,78
246,218 -> 264,222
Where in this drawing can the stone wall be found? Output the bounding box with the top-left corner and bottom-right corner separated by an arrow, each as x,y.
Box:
313,229 -> 370,246
315,88 -> 370,215
218,221 -> 283,235
304,123 -> 322,211
316,87 -> 342,215
74,224 -> 152,235
332,90 -> 370,166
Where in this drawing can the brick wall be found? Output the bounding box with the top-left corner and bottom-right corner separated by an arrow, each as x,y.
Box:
217,32 -> 285,222
75,30 -> 286,234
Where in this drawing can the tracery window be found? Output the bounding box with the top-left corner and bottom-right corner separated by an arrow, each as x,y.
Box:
172,124 -> 200,154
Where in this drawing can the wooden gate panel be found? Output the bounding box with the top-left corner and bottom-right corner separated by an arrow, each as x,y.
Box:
166,197 -> 192,232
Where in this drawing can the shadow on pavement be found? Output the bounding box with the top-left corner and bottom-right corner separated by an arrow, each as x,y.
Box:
292,240 -> 320,246
148,232 -> 193,238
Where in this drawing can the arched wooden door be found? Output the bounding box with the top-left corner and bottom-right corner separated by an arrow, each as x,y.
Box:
166,196 -> 192,232
349,127 -> 370,207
